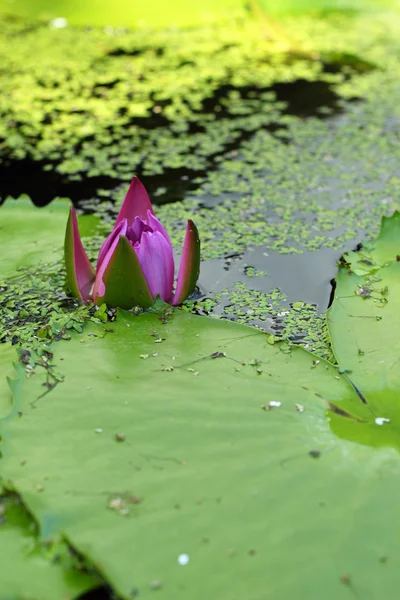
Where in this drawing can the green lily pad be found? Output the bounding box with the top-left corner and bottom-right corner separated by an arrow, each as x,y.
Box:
0,343 -> 16,418
328,211 -> 400,447
0,305 -> 397,599
0,197 -> 100,278
0,492 -> 99,599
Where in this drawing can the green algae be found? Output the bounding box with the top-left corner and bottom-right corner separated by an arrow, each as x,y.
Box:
0,259 -> 108,348
0,11 -> 357,191
190,282 -> 334,360
0,8 -> 398,198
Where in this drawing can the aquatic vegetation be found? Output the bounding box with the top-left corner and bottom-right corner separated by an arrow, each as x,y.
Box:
66,177 -> 200,308
0,9 -> 379,204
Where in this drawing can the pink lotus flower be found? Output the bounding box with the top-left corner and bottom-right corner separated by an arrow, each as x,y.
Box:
64,177 -> 200,308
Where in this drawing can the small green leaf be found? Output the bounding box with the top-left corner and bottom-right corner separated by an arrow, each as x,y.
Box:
96,235 -> 153,309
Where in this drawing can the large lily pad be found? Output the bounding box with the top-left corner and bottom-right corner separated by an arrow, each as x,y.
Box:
328,211 -> 400,446
0,492 -> 99,599
0,305 -> 397,599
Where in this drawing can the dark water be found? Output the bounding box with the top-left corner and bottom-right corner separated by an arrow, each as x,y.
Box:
0,79 -> 342,208
196,236 -> 364,334
198,245 -> 346,310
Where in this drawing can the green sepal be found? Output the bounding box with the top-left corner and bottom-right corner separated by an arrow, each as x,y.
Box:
172,219 -> 201,305
95,235 -> 153,309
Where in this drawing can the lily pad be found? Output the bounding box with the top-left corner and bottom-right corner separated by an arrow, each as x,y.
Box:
0,492 -> 99,599
328,211 -> 400,447
0,343 -> 16,418
0,197 -> 100,278
0,302 -> 397,599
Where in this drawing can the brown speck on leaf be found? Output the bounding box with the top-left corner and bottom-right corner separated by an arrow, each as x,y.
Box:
130,496 -> 141,504
115,433 -> 126,442
340,573 -> 351,585
42,382 -> 54,389
36,484 -> 44,492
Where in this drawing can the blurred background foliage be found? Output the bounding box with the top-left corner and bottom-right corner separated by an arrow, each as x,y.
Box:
0,0 -> 399,28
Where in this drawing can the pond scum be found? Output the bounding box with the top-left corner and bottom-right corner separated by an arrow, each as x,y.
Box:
1,7 -> 400,357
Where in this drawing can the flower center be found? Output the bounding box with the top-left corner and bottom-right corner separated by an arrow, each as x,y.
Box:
126,217 -> 153,245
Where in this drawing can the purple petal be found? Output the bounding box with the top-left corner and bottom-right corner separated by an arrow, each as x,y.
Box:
96,219 -> 128,273
147,211 -> 173,246
114,177 -> 154,228
64,206 -> 95,302
135,231 -> 174,303
172,220 -> 200,305
93,220 -> 127,300
127,216 -> 153,245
